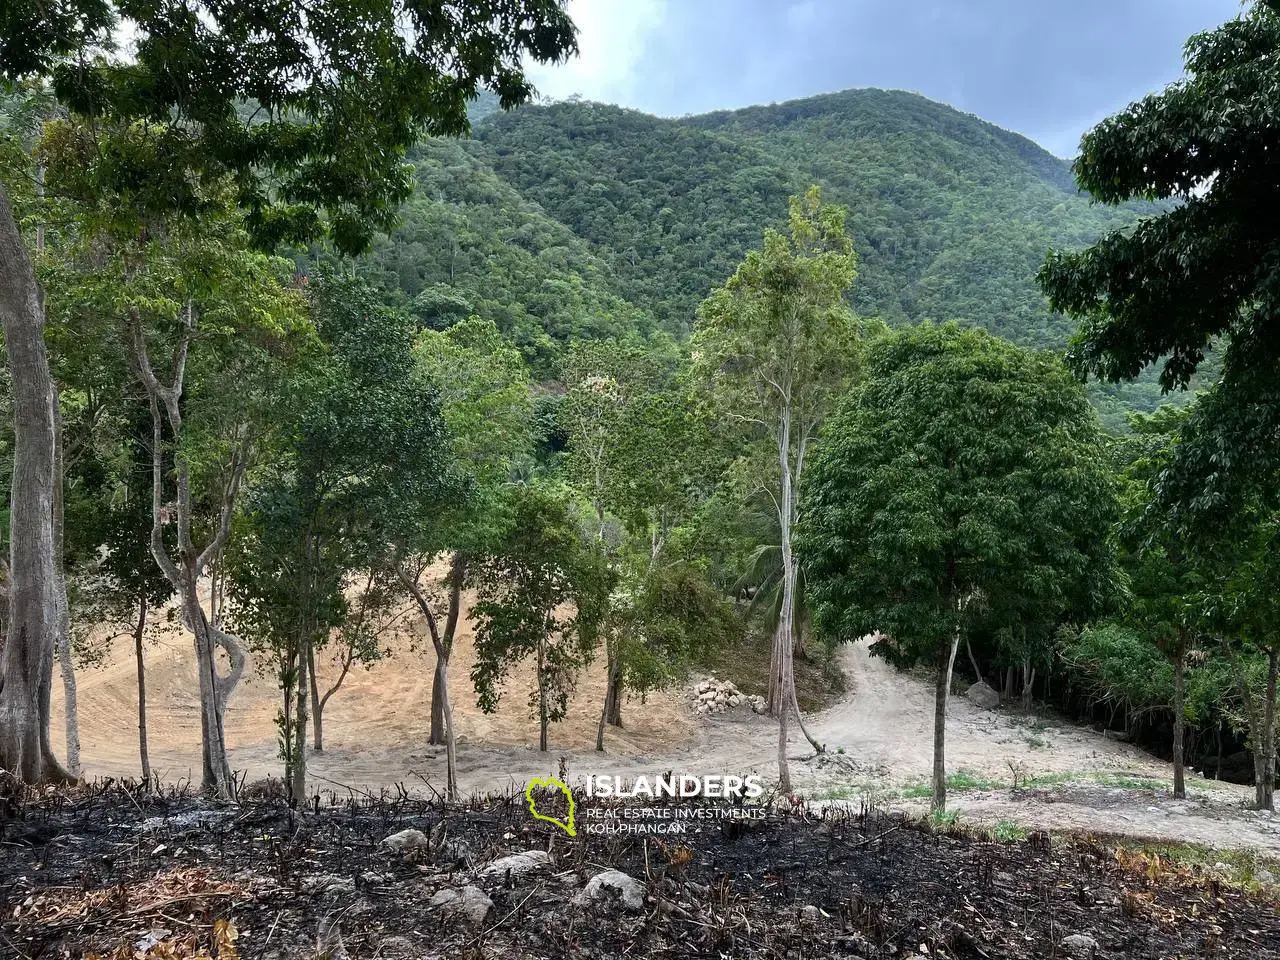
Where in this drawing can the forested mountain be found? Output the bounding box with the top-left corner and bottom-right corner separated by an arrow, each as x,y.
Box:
357,87 -> 1174,422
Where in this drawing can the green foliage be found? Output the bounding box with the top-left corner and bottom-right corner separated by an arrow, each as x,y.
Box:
1039,2 -> 1280,476
468,483 -> 609,730
476,91 -> 1146,343
802,322 -> 1120,667
3,0 -> 577,253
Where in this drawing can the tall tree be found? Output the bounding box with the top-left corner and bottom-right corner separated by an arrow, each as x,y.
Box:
802,323 -> 1118,811
468,483 -> 609,753
0,0 -> 575,783
1038,1 -> 1280,496
413,315 -> 533,747
692,186 -> 867,792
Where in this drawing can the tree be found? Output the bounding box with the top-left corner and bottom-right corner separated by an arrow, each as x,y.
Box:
802,323 -> 1119,811
1038,1 -> 1280,489
468,484 -> 608,753
0,0 -> 575,783
413,315 -> 534,747
692,186 -> 868,792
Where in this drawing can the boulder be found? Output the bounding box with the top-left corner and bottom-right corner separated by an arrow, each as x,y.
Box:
383,828 -> 430,853
1059,933 -> 1099,957
574,869 -> 646,912
428,886 -> 493,928
964,681 -> 1000,710
480,850 -> 552,880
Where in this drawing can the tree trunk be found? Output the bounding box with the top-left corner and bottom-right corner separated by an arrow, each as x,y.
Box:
931,632 -> 960,813
430,553 -> 465,746
777,694 -> 791,794
399,565 -> 457,798
135,596 -> 152,784
290,630 -> 309,808
965,639 -> 985,687
308,640 -> 322,752
1172,632 -> 1187,800
1257,650 -> 1278,812
55,629 -> 80,777
0,183 -> 71,784
1020,660 -> 1034,711
538,636 -> 548,753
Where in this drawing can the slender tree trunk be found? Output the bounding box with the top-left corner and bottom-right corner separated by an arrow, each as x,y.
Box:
1172,631 -> 1187,800
430,552 -> 465,745
965,639 -> 985,687
538,636 -> 548,753
290,629 -> 309,808
399,566 -> 457,798
777,696 -> 791,794
55,630 -> 79,777
932,631 -> 960,813
595,641 -> 624,751
52,397 -> 80,778
1258,650 -> 1278,812
308,640 -> 322,751
134,596 -> 151,784
0,183 -> 71,784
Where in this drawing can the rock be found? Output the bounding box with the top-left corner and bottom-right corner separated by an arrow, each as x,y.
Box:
964,681 -> 1000,710
428,886 -> 493,928
800,904 -> 822,921
1059,933 -> 1099,957
302,874 -> 355,899
574,869 -> 646,912
480,850 -> 552,880
383,828 -> 430,853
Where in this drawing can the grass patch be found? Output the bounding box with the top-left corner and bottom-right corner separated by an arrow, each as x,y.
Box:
988,820 -> 1028,842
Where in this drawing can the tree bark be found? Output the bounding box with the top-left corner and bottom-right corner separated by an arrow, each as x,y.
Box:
931,631 -> 960,813
1172,631 -> 1187,800
290,628 -> 309,808
1258,650 -> 1278,812
0,183 -> 72,784
965,639 -> 985,687
398,564 -> 457,798
430,552 -> 465,745
134,596 -> 152,784
308,639 -> 322,752
538,632 -> 548,753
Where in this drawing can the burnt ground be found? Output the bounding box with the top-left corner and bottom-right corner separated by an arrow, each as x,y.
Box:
1,781 -> 1278,959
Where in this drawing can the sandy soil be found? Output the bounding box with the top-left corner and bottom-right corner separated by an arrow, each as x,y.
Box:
52,597 -> 1280,856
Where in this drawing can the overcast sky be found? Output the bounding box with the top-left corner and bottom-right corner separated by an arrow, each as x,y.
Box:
526,0 -> 1245,158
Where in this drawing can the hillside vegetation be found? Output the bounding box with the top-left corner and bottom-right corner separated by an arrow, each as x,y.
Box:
356,89 -> 1179,423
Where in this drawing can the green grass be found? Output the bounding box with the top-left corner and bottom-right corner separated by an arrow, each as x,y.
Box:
988,820 -> 1028,842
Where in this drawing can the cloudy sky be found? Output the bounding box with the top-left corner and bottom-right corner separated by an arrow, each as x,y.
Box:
527,0 -> 1244,157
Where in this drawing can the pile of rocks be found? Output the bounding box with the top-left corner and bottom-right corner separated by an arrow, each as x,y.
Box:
692,677 -> 768,716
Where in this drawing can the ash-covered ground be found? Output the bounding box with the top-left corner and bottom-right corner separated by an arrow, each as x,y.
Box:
2,779 -> 1278,959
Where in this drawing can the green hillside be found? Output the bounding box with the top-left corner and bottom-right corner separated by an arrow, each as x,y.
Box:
354,88 -> 1177,424
471,89 -> 1146,346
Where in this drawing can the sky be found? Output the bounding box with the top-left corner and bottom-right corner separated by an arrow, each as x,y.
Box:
526,0 -> 1246,158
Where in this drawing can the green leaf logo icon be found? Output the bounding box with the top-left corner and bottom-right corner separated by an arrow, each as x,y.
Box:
525,777 -> 576,836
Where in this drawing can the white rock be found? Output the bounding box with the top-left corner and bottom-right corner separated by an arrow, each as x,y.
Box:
574,869 -> 646,912
481,850 -> 552,880
429,885 -> 493,927
383,828 -> 430,852
1059,933 -> 1099,957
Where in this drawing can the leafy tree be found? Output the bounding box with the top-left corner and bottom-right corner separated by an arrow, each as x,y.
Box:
468,483 -> 609,753
226,275 -> 440,803
1038,1 -> 1280,488
802,323 -> 1119,811
693,186 -> 868,792
0,0 -> 575,784
412,314 -> 534,747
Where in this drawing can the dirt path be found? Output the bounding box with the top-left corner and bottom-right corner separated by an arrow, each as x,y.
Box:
53,613 -> 1279,857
